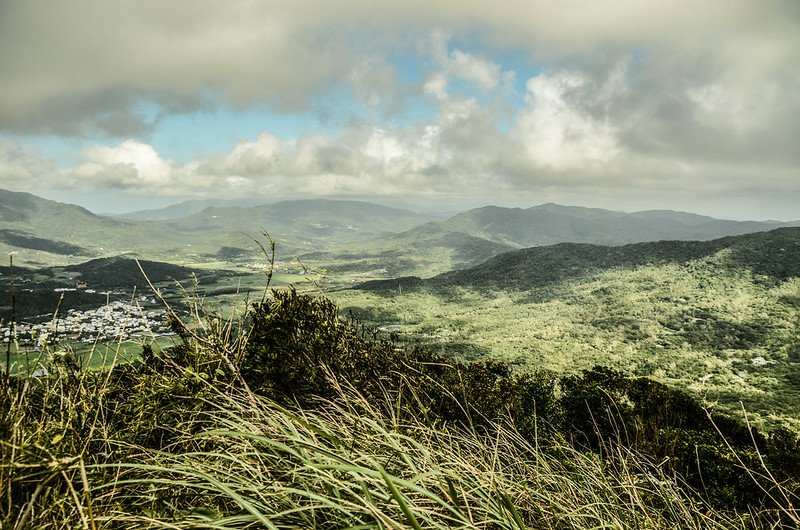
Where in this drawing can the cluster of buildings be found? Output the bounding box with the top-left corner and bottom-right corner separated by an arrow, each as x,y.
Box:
2,301 -> 172,346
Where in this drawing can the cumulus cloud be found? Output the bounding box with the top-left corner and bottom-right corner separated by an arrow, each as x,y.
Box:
511,69 -> 621,170
76,141 -> 172,186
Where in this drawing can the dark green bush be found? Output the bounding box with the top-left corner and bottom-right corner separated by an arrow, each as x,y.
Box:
238,289 -> 800,513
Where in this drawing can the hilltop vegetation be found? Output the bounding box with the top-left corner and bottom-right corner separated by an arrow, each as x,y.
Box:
339,228 -> 800,429
4,287 -> 800,528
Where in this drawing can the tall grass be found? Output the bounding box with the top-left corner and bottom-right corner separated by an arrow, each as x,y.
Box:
2,284 -> 799,528
0,353 -> 774,528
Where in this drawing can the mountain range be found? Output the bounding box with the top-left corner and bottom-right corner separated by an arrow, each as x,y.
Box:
356,227 -> 800,293
310,203 -> 800,277
1,189 -> 797,275
0,190 -> 431,264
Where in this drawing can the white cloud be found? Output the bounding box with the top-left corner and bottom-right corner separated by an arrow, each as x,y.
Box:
0,0 -> 798,217
423,30 -> 510,98
74,140 -> 173,188
423,74 -> 449,101
512,70 -> 621,170
448,50 -> 502,91
202,132 -> 283,177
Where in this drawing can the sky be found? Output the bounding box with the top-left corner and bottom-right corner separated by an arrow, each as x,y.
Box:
0,1 -> 799,220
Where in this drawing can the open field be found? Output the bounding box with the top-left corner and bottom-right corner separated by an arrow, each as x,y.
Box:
4,335 -> 179,374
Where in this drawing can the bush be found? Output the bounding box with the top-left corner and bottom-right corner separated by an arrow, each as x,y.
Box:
239,289 -> 800,513
3,287 -> 800,527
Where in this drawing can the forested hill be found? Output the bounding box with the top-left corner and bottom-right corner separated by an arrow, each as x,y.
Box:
424,203 -> 798,247
356,227 -> 800,292
314,203 -> 800,279
62,256 -> 228,289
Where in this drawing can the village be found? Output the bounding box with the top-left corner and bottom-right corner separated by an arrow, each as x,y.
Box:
2,299 -> 173,346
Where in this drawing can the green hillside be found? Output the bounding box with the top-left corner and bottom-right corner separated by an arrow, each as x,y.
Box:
0,229 -> 92,256
0,189 -> 204,264
339,228 -> 800,429
356,227 -> 800,291
305,203 -> 799,279
0,190 -> 433,266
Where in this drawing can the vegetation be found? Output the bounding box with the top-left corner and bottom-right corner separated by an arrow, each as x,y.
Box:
3,287 -> 800,528
306,204 -> 800,278
4,192 -> 800,528
337,228 -> 800,430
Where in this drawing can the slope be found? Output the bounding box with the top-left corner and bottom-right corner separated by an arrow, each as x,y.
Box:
0,189 -> 201,263
315,203 -> 798,279
340,228 -> 800,429
160,198 -> 432,257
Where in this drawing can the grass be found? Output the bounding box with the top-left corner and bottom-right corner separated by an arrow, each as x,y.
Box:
0,354 -> 775,529
3,285 -> 800,529
5,336 -> 177,375
86,383 -> 754,529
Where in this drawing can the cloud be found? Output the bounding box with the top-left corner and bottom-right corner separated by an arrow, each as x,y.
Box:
5,0 -> 794,138
511,69 -> 621,170
73,141 -> 172,188
1,0 -> 798,218
0,139 -> 56,190
424,30 -> 507,93
0,1 -> 353,136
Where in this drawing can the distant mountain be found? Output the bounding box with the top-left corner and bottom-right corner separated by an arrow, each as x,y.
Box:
157,199 -> 432,256
356,227 -> 800,292
0,189 -> 433,263
0,189 -> 201,261
118,198 -> 270,221
321,204 -> 800,278
414,203 -> 796,247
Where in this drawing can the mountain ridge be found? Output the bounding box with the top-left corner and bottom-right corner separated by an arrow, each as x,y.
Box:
355,227 -> 800,292
315,203 -> 799,278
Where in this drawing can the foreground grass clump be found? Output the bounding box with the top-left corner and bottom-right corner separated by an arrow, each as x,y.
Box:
2,288 -> 800,528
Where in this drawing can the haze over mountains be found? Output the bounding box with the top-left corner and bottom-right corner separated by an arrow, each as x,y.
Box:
1,188 -> 798,276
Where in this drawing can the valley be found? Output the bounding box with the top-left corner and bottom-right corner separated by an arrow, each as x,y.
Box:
2,189 -> 799,430
334,231 -> 800,430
